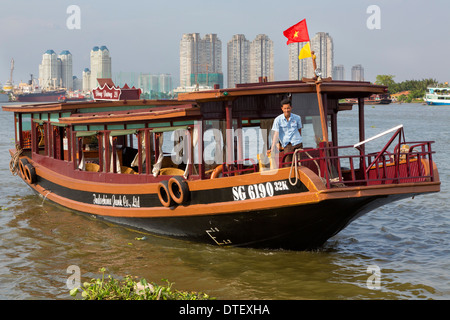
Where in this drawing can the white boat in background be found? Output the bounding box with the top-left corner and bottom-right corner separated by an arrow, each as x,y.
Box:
424,87 -> 450,105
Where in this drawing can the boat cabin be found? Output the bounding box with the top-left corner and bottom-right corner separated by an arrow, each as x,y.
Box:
4,80 -> 436,188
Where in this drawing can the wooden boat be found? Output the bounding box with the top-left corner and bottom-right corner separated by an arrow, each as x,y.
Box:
3,79 -> 440,250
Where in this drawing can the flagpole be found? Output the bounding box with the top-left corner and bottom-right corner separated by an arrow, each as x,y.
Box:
310,50 -> 329,142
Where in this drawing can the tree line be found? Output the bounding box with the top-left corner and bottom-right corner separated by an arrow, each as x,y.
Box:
375,75 -> 445,102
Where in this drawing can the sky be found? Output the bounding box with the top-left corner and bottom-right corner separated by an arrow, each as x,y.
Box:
1,0 -> 449,88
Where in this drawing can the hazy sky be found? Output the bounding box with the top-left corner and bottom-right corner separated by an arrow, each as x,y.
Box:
1,0 -> 449,87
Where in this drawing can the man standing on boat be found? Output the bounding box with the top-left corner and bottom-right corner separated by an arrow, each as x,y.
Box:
268,98 -> 303,164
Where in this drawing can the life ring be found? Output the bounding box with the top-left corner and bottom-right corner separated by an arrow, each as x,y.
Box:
157,180 -> 175,207
18,158 -> 29,179
168,176 -> 190,205
210,165 -> 223,179
24,163 -> 37,184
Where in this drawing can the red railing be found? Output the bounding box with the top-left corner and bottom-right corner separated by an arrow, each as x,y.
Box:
279,128 -> 436,189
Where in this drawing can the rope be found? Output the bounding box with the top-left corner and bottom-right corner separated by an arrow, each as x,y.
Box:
288,149 -> 301,186
288,148 -> 322,186
9,143 -> 23,176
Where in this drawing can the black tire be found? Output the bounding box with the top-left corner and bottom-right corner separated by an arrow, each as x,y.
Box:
24,163 -> 36,184
157,180 -> 175,207
18,158 -> 29,178
168,176 -> 190,204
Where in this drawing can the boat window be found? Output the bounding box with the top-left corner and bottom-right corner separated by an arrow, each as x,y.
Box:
291,93 -> 326,148
32,120 -> 45,153
18,113 -> 32,149
75,131 -> 101,172
51,123 -> 69,161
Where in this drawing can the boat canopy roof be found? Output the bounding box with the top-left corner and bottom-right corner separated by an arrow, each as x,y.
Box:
1,99 -> 192,114
58,104 -> 200,124
178,80 -> 387,102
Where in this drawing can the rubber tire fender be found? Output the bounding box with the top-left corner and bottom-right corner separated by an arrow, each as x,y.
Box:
24,163 -> 37,184
18,158 -> 29,179
157,180 -> 175,207
168,176 -> 190,205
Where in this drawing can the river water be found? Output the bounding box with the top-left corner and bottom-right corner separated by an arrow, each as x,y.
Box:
0,102 -> 448,300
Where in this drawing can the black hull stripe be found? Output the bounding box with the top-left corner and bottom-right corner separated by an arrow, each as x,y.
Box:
36,175 -> 309,208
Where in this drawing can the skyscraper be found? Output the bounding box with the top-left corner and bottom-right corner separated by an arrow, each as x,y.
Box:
333,64 -> 345,80
158,74 -> 173,93
249,34 -> 274,83
227,34 -> 250,88
287,32 -> 334,79
288,42 -> 310,80
59,50 -> 73,91
202,34 -> 222,76
311,32 -> 333,78
89,46 -> 112,89
38,49 -> 61,90
351,64 -> 364,81
82,68 -> 91,92
179,33 -> 222,88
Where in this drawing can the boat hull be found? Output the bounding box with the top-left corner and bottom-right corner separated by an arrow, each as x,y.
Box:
18,156 -> 440,250
100,194 -> 409,250
15,90 -> 66,102
425,101 -> 450,106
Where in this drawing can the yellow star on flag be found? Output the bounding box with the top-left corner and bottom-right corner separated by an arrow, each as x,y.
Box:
293,31 -> 299,38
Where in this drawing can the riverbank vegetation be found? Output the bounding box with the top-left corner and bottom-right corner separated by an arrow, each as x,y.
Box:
70,268 -> 213,300
375,75 -> 445,103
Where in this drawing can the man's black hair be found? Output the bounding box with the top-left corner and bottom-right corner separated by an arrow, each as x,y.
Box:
281,98 -> 291,106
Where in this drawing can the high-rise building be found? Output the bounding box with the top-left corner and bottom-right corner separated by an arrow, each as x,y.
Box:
82,68 -> 91,92
227,34 -> 250,88
202,34 -> 222,76
311,32 -> 333,78
59,50 -> 73,91
287,32 -> 334,79
179,33 -> 223,88
351,64 -> 364,81
137,73 -> 173,98
158,74 -> 173,94
38,49 -> 61,90
333,64 -> 345,80
288,42 -> 310,80
89,46 -> 112,89
249,34 -> 274,83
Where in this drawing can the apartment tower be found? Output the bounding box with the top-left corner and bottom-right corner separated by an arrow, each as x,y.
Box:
227,34 -> 250,88
351,64 -> 364,81
179,33 -> 222,88
89,46 -> 112,89
288,32 -> 334,79
38,50 -> 61,90
59,50 -> 73,91
249,34 -> 274,83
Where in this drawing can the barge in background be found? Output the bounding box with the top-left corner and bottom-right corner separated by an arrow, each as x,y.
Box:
3,78 -> 440,250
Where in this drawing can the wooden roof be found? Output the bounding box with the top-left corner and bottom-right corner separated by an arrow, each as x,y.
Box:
2,99 -> 191,113
178,80 -> 387,102
58,104 -> 200,124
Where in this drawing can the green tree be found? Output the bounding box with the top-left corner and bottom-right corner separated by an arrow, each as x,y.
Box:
375,75 -> 396,88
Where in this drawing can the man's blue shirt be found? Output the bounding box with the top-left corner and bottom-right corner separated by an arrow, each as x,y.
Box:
271,113 -> 303,147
